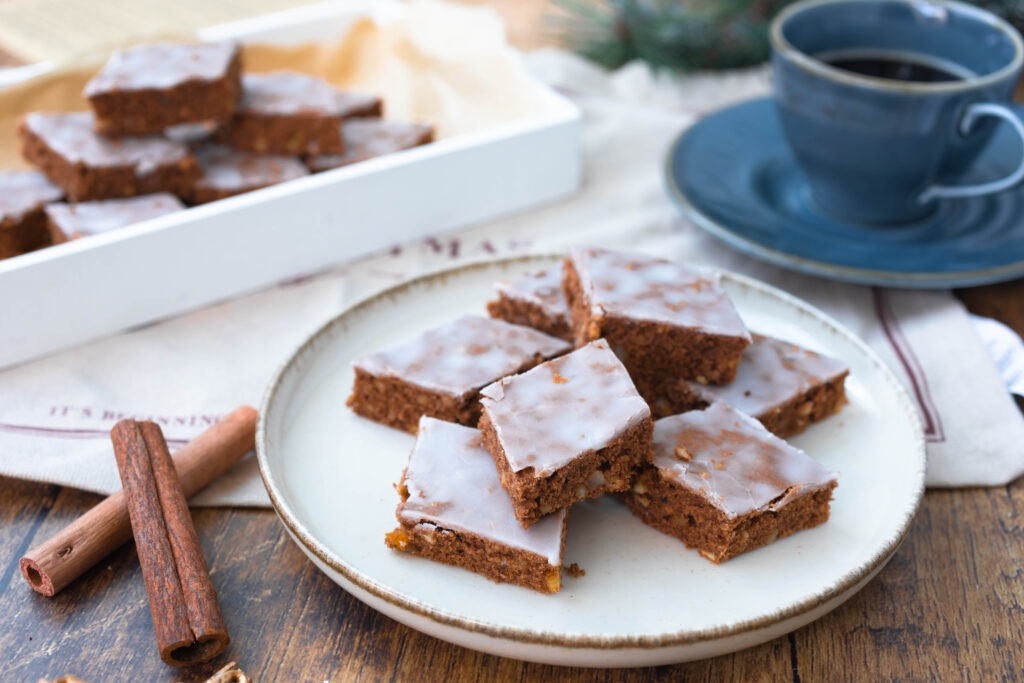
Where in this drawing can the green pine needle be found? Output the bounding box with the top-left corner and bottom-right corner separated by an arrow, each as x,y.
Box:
552,0 -> 1024,72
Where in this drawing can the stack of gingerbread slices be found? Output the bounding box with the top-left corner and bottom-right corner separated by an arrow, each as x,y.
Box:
349,246 -> 847,593
2,41 -> 433,260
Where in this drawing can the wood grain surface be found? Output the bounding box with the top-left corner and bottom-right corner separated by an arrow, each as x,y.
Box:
2,1 -> 1023,681
4,474 -> 1022,681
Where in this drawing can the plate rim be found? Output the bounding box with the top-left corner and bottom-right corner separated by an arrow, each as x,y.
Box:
665,96 -> 1024,289
256,253 -> 926,650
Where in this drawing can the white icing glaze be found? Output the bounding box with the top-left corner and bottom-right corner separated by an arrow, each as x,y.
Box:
238,73 -> 380,117
84,42 -> 238,95
25,112 -> 191,174
495,268 -> 569,324
568,246 -> 750,339
0,171 -> 62,222
399,417 -> 567,565
479,339 -> 650,476
165,121 -> 218,145
690,334 -> 849,417
306,119 -> 433,172
354,314 -> 570,398
650,402 -> 837,518
195,145 -> 308,191
45,193 -> 184,238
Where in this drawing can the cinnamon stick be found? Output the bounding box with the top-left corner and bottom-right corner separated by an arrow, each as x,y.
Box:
20,406 -> 257,597
112,419 -> 230,666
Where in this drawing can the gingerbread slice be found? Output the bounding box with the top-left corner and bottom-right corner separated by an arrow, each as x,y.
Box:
217,72 -> 381,155
639,334 -> 850,437
385,417 -> 569,594
478,339 -> 652,527
84,42 -> 242,137
19,112 -> 199,201
0,170 -> 64,258
563,246 -> 751,385
347,315 -> 571,433
487,268 -> 573,341
622,402 -> 838,563
190,145 -> 308,204
305,119 -> 433,172
45,193 -> 185,240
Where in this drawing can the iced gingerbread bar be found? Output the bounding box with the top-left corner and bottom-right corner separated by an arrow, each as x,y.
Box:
641,334 -> 850,437
84,42 -> 242,137
622,402 -> 838,563
347,314 -> 571,433
190,145 -> 309,204
305,119 -> 433,172
563,246 -> 751,385
478,339 -> 652,527
0,170 -> 64,259
385,417 -> 569,594
19,112 -> 200,201
45,193 -> 185,240
217,72 -> 381,155
487,268 -> 573,342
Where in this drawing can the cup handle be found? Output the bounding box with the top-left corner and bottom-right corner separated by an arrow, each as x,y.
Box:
918,102 -> 1024,205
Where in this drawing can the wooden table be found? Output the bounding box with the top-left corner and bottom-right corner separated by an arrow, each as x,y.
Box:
3,3 -> 1024,681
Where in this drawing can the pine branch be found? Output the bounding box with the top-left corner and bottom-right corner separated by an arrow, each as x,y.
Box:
552,0 -> 1024,72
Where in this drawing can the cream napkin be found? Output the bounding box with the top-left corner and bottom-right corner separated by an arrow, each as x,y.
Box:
1,10 -> 1022,506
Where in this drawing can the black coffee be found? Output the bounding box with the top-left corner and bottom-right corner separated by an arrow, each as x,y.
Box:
822,54 -> 965,83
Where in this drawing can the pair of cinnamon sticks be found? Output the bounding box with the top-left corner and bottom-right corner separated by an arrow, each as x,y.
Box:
20,407 -> 257,667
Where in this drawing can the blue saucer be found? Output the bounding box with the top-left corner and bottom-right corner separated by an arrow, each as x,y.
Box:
666,97 -> 1024,288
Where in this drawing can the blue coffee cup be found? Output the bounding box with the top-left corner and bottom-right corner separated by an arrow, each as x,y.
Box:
771,0 -> 1024,224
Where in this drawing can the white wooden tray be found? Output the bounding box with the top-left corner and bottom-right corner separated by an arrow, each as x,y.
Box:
0,1 -> 582,369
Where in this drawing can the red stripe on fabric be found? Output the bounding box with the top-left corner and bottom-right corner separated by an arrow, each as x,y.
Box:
872,288 -> 946,443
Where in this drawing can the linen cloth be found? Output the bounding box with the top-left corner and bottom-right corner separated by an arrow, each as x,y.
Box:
2,13 -> 1023,506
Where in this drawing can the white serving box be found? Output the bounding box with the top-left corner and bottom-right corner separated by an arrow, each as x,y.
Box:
0,1 -> 582,370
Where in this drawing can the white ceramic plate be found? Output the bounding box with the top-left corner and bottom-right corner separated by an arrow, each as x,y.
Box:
256,254 -> 926,667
